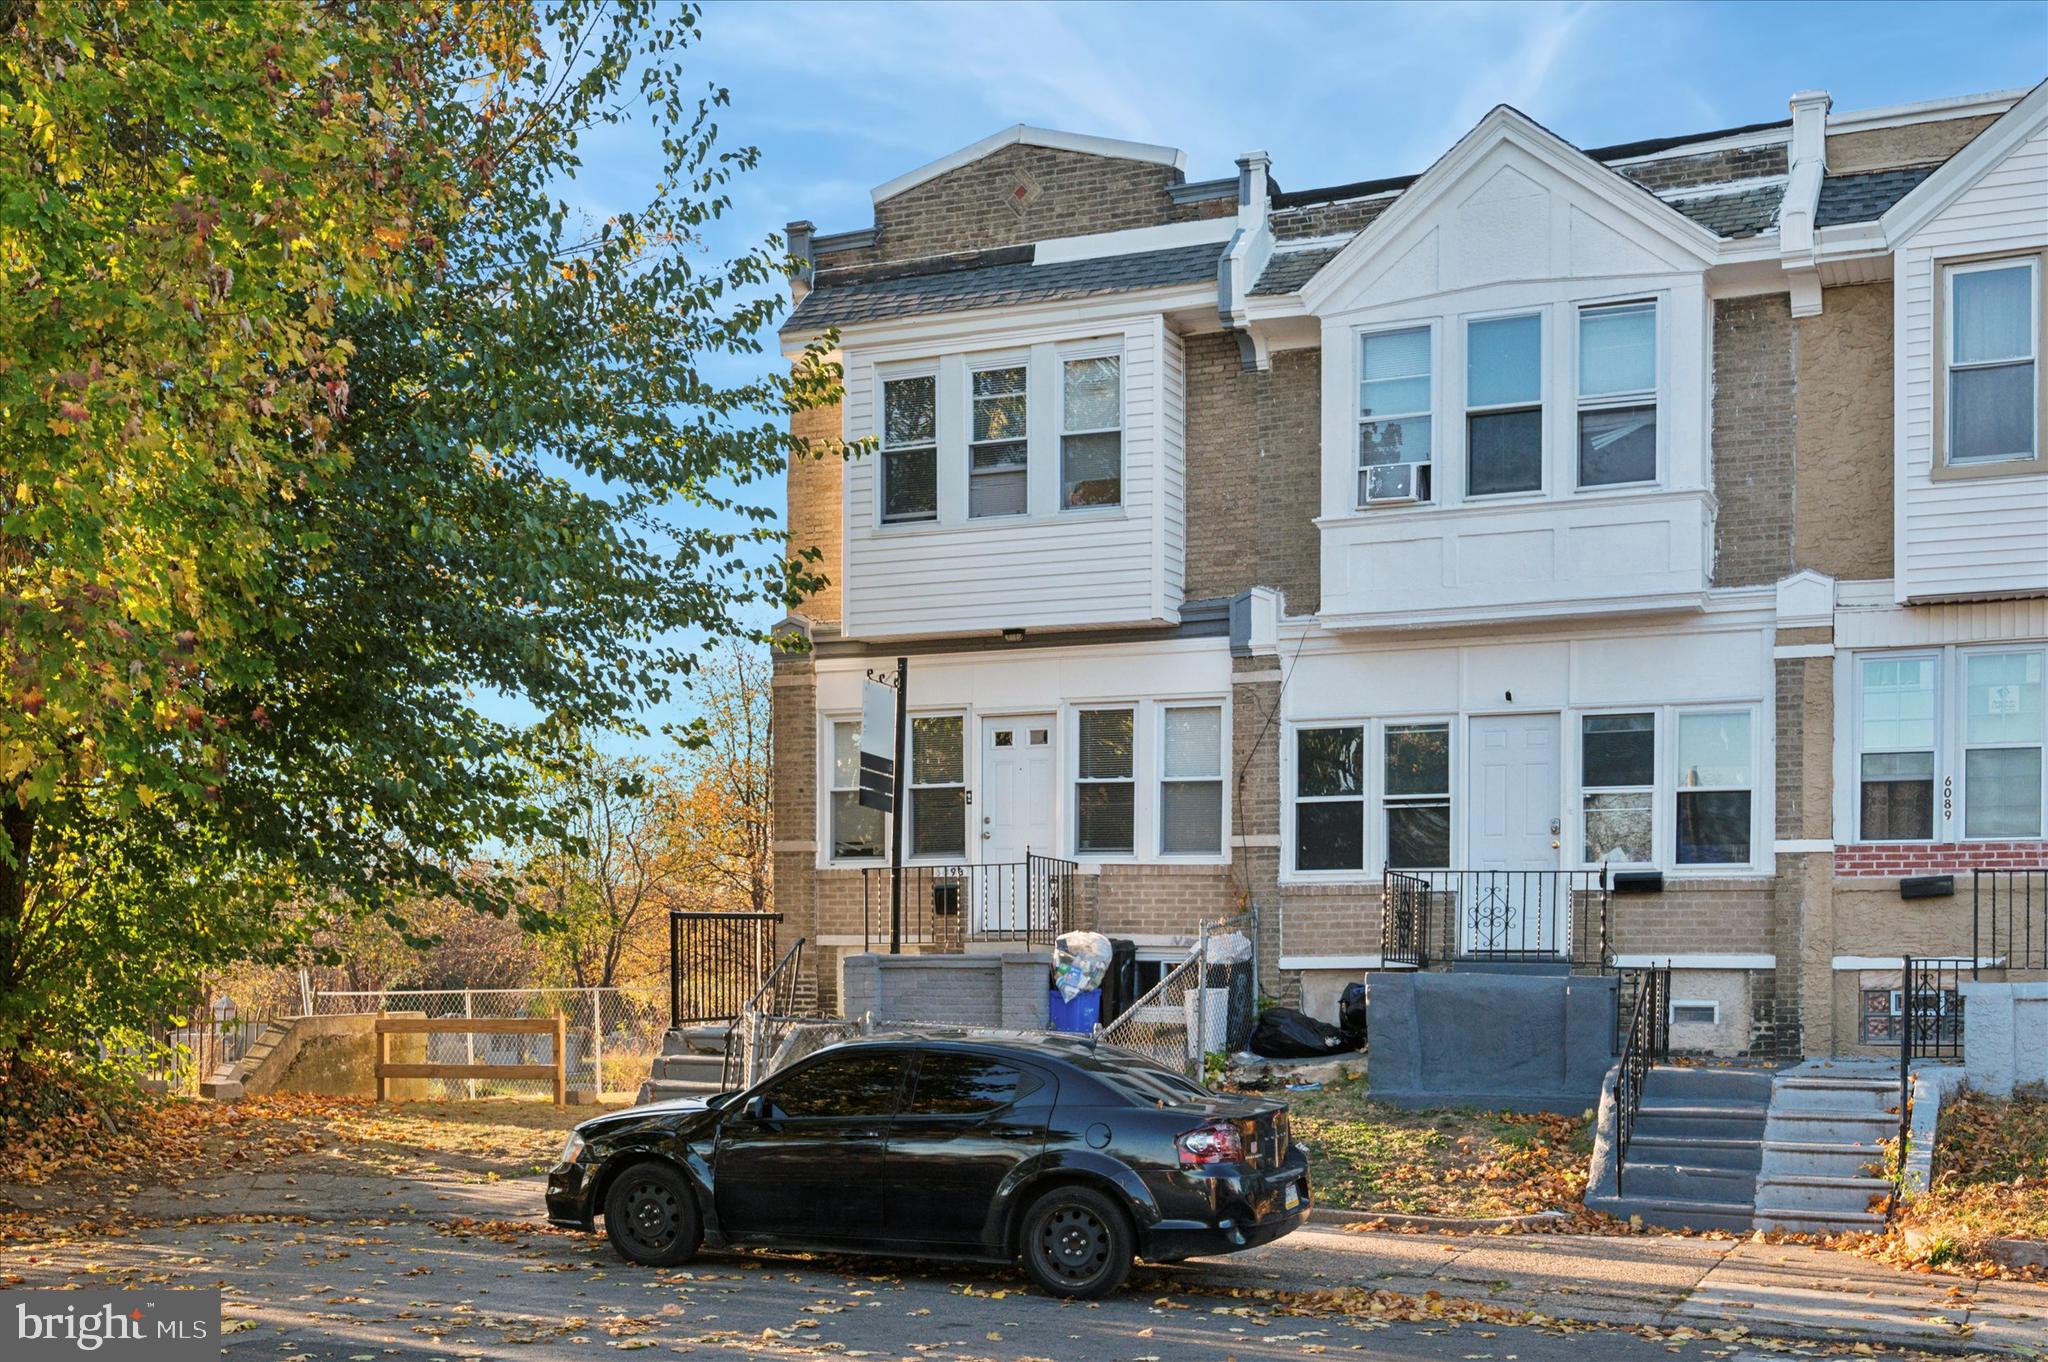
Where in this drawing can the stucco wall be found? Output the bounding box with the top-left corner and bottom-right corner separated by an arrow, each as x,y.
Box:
1826,115 -> 2001,175
1794,282 -> 1894,581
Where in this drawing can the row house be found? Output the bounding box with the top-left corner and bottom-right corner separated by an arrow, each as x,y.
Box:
771,80 -> 2048,1059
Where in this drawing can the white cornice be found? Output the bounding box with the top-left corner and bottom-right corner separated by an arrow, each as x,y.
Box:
1828,86 -> 2031,136
1031,217 -> 1235,265
872,125 -> 1187,206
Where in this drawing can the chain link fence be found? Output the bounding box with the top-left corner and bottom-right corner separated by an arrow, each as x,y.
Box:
1094,909 -> 1259,1080
312,987 -> 666,1099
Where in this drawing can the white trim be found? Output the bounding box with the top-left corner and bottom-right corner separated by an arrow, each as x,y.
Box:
780,281 -> 1217,351
1880,82 -> 2048,247
1657,174 -> 1789,203
1834,955 -> 2008,970
1600,128 -> 1791,169
1032,218 -> 1236,265
1613,953 -> 1776,970
872,125 -> 1186,205
1774,838 -> 1834,853
1280,954 -> 1386,971
1774,642 -> 1834,659
1828,86 -> 2031,136
1231,833 -> 1281,848
1669,999 -> 1722,1026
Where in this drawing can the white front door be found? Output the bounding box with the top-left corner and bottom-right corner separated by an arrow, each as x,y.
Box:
1466,714 -> 1562,955
978,716 -> 1056,934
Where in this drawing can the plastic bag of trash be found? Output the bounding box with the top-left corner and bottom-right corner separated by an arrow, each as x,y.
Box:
1201,931 -> 1252,965
1052,930 -> 1113,1002
1249,1006 -> 1357,1059
1338,981 -> 1368,1045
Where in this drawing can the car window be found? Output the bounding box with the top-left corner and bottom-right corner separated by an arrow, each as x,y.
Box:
906,1053 -> 1042,1115
760,1049 -> 905,1119
1069,1049 -> 1211,1105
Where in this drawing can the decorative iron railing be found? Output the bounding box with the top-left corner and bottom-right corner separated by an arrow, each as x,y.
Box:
862,853 -> 1079,951
1890,954 -> 1970,1213
1974,868 -> 2048,974
1377,867 -> 1611,969
1613,965 -> 1670,1199
669,910 -> 782,1027
721,936 -> 808,1088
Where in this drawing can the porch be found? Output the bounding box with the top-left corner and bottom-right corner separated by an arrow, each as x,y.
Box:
1378,867 -> 1614,972
859,853 -> 1081,953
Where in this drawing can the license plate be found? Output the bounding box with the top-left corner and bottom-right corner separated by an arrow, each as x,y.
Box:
1284,1182 -> 1300,1211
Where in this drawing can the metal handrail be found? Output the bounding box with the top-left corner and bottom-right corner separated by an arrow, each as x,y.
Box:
721,936 -> 807,1088
1973,867 -> 2048,976
1376,867 -> 1612,970
1613,965 -> 1669,1199
861,853 -> 1079,951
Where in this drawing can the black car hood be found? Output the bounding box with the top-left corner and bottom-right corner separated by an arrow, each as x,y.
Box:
577,1095 -> 721,1137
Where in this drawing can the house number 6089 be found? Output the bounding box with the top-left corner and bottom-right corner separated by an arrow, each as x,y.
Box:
1942,776 -> 1954,822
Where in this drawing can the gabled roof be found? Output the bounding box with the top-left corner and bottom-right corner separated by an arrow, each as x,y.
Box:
871,125 -> 1186,205
783,240 -> 1223,334
1814,164 -> 1941,228
1879,78 -> 2048,243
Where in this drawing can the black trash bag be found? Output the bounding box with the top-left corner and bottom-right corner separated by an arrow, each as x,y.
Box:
1337,982 -> 1368,1046
1249,1006 -> 1357,1059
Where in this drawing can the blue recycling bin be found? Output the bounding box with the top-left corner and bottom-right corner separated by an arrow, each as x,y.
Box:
1047,986 -> 1102,1034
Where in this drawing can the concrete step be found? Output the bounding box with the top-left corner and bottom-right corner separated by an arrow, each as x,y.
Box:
1761,1140 -> 1888,1179
1765,1110 -> 1899,1146
650,1052 -> 727,1083
1771,1078 -> 1898,1115
1641,1067 -> 1775,1106
661,1025 -> 733,1057
1754,1203 -> 1888,1234
1625,1135 -> 1764,1171
633,1077 -> 725,1105
1753,1172 -> 1894,1214
1613,1161 -> 1756,1206
1589,1193 -> 1756,1234
1633,1106 -> 1770,1142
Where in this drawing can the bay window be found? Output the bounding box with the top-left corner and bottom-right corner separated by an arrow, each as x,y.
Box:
1857,656 -> 1937,841
1944,257 -> 2039,466
1583,713 -> 1654,864
1160,705 -> 1223,856
1466,314 -> 1543,496
1358,325 -> 1433,503
909,715 -> 966,857
1676,711 -> 1752,865
969,364 -> 1029,517
1075,708 -> 1135,853
830,720 -> 884,859
1577,301 -> 1657,487
1383,724 -> 1451,869
1962,650 -> 2044,837
1295,726 -> 1365,871
881,373 -> 938,522
1061,355 -> 1122,509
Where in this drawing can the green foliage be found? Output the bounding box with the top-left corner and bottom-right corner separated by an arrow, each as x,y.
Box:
0,1 -> 842,1069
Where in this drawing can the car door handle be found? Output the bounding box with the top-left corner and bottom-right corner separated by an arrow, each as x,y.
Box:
845,1127 -> 885,1140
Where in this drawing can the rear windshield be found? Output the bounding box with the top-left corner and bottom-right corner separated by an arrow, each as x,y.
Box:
1067,1049 -> 1211,1106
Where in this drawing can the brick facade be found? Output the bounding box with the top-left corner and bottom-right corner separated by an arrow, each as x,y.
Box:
1710,294 -> 1797,587
1833,841 -> 2048,877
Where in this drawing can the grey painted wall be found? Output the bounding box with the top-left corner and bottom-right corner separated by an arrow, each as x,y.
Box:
1367,970 -> 1619,1114
841,953 -> 1049,1030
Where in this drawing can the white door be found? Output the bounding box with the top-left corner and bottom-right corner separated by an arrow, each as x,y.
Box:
978,717 -> 1056,934
1466,714 -> 1562,955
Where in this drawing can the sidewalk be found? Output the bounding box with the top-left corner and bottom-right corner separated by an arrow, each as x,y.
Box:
4,1172 -> 2038,1354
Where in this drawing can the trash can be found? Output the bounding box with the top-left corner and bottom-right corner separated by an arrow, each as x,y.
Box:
1099,938 -> 1139,1023
1047,987 -> 1103,1034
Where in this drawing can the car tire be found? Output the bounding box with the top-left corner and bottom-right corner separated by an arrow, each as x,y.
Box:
1018,1184 -> 1134,1299
602,1160 -> 702,1267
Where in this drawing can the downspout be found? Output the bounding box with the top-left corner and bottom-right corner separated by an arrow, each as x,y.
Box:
1219,151 -> 1275,371
1777,91 -> 1831,317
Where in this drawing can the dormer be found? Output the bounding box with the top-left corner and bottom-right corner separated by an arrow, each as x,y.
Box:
1299,107 -> 1722,629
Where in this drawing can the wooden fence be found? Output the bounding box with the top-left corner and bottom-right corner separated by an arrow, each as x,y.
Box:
374,1014 -> 567,1107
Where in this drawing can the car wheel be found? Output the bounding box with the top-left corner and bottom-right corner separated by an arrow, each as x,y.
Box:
603,1160 -> 702,1267
1019,1185 -> 1133,1299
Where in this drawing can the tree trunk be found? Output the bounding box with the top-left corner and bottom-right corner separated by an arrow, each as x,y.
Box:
0,799 -> 39,1054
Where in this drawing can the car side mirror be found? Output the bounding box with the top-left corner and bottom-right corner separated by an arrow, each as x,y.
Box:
740,1094 -> 771,1122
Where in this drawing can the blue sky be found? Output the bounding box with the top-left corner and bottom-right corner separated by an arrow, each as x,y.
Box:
558,0 -> 2047,752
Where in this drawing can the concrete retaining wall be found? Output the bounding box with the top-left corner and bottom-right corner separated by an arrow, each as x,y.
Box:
200,1014 -> 429,1102
840,953 -> 1049,1030
1366,971 -> 1618,1114
1958,981 -> 2048,1096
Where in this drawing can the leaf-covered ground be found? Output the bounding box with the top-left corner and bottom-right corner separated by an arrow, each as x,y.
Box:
0,1088 -> 613,1192
1868,1087 -> 2047,1280
1269,1073 -> 1598,1221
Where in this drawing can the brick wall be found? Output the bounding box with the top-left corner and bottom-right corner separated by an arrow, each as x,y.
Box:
1270,195 -> 1395,241
1605,879 -> 1780,958
1711,294 -> 1796,587
1834,841 -> 2048,877
787,397 -> 845,625
1618,143 -> 1788,193
1793,282 -> 1893,581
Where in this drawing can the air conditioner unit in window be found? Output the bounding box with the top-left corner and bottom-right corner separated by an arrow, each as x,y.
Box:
1363,461 -> 1431,505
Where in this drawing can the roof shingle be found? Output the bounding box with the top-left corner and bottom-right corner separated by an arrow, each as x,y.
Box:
1666,182 -> 1786,238
1814,164 -> 1942,228
1250,245 -> 1345,296
784,241 -> 1223,332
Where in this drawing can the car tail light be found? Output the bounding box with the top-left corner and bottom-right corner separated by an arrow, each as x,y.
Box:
1176,1121 -> 1247,1168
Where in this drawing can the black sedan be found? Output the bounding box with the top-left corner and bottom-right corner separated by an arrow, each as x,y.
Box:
546,1030 -> 1309,1298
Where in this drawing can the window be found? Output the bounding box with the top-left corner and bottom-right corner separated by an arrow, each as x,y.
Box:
829,720 -> 884,860
1962,650 -> 2044,838
1859,657 -> 1937,841
1676,711 -> 1753,865
1075,708 -> 1135,853
761,1050 -> 906,1119
1577,301 -> 1657,487
1583,713 -> 1653,864
906,1054 -> 1039,1115
880,374 -> 938,522
1160,705 -> 1223,856
909,716 -> 966,857
1670,1000 -> 1720,1027
1061,355 -> 1122,508
1945,258 -> 2038,465
969,364 -> 1028,517
1466,314 -> 1543,496
1383,723 -> 1450,869
1358,326 -> 1432,503
1295,726 -> 1364,871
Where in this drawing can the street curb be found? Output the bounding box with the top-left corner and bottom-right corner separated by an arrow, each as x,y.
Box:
1307,1206 -> 1568,1231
